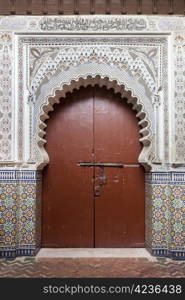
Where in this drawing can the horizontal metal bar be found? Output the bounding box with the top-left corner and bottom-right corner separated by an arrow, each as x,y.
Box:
78,162 -> 124,168
78,163 -> 140,167
124,164 -> 140,167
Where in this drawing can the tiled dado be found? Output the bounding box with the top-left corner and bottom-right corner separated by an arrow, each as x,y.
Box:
0,170 -> 185,260
0,170 -> 42,258
145,172 -> 185,260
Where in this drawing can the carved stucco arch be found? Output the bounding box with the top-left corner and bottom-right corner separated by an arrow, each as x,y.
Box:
32,62 -> 155,170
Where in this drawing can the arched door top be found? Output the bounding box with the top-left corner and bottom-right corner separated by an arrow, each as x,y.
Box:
29,63 -> 155,170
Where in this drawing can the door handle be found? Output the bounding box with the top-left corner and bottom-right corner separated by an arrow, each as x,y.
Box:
98,167 -> 106,186
94,187 -> 101,197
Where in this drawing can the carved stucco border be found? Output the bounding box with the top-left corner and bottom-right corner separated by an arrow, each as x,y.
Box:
0,16 -> 184,168
15,34 -> 168,171
34,67 -> 153,170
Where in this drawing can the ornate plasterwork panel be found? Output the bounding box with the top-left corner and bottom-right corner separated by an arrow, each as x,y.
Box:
174,33 -> 185,163
0,15 -> 184,168
39,16 -> 148,32
0,15 -> 185,33
0,33 -> 13,161
29,41 -> 157,95
15,34 -> 167,170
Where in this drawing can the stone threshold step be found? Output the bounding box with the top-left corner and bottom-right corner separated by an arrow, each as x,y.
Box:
36,248 -> 156,260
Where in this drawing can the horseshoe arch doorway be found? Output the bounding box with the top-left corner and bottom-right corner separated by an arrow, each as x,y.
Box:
41,85 -> 145,248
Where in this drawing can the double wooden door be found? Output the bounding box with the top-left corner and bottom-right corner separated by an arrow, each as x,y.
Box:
42,86 -> 145,248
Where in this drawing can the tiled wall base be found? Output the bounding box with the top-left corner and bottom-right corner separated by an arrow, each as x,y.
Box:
0,170 -> 185,260
0,170 -> 41,259
147,247 -> 185,260
146,172 -> 185,261
1,247 -> 185,260
0,246 -> 39,258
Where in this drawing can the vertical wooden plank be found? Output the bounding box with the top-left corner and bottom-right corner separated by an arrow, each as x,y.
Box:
106,0 -> 111,14
26,0 -> 32,14
42,0 -> 48,14
173,0 -> 184,14
0,0 -> 9,14
158,0 -> 169,14
121,0 -> 127,14
90,0 -> 95,13
109,0 -> 121,14
126,0 -> 137,14
74,0 -> 79,14
47,0 -> 58,14
95,0 -> 105,14
31,0 -> 42,14
142,0 -> 153,14
58,0 -> 64,14
15,0 -> 30,14
63,0 -> 74,14
79,0 -> 90,14
168,0 -> 174,14
10,0 -> 16,14
152,0 -> 158,14
137,0 -> 142,14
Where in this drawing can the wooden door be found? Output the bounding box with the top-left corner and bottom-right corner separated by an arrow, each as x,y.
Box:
41,86 -> 145,248
41,88 -> 94,247
94,87 -> 145,247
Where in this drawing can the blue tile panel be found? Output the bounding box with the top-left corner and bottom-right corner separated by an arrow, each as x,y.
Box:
0,170 -> 41,258
0,170 -> 184,259
145,172 -> 185,260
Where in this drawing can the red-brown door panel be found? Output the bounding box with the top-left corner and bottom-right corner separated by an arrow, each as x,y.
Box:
42,88 -> 94,247
94,86 -> 142,164
42,86 -> 145,248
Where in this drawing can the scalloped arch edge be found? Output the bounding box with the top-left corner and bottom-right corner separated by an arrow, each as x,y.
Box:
35,75 -> 153,170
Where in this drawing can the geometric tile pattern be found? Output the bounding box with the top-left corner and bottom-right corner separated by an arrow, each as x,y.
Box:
170,185 -> 185,251
0,170 -> 41,258
0,170 -> 185,260
0,257 -> 185,278
145,172 -> 185,260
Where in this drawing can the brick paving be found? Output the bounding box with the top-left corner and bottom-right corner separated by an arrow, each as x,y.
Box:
0,257 -> 185,278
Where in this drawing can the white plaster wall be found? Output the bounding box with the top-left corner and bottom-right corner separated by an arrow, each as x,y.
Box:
0,15 -> 184,171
